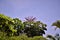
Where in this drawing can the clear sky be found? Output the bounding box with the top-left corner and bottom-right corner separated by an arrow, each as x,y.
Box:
0,0 -> 60,36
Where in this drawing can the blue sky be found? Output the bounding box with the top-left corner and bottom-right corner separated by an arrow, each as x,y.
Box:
0,0 -> 60,36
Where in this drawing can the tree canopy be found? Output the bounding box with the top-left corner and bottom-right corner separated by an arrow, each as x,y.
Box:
0,14 -> 47,37
52,20 -> 60,29
23,17 -> 47,37
0,14 -> 60,40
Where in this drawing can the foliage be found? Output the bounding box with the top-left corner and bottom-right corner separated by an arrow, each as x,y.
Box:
32,36 -> 47,40
0,32 -> 47,40
0,14 -> 16,36
52,20 -> 60,40
0,14 -> 25,36
47,35 -> 55,40
47,34 -> 60,40
0,14 -> 14,22
13,18 -> 24,36
23,17 -> 47,37
0,14 -> 56,40
52,20 -> 60,29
